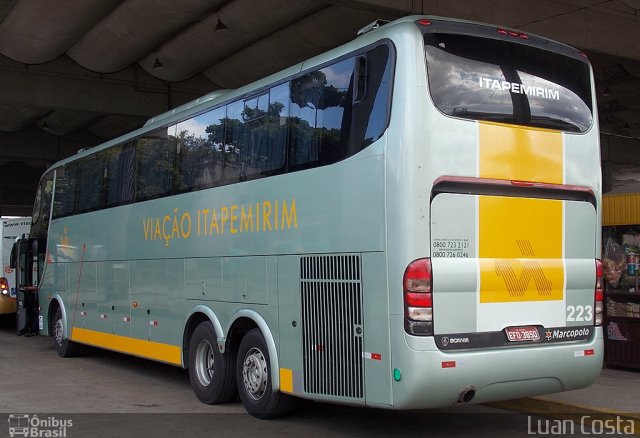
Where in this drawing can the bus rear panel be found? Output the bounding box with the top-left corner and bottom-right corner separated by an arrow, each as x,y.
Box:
386,18 -> 602,408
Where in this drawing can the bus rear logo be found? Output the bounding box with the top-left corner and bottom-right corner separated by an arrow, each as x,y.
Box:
495,259 -> 553,297
480,240 -> 563,303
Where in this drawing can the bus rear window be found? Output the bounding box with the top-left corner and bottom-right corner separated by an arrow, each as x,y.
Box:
424,33 -> 593,132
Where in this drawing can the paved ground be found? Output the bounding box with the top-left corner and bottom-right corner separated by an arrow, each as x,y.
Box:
545,367 -> 640,413
0,315 -> 637,437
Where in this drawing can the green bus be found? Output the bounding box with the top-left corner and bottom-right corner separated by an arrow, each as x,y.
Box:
23,16 -> 603,418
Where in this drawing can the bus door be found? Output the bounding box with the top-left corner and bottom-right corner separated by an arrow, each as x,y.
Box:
13,238 -> 45,336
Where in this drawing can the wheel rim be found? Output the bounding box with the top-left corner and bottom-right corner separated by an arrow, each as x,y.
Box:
54,318 -> 64,346
195,339 -> 215,386
242,347 -> 268,401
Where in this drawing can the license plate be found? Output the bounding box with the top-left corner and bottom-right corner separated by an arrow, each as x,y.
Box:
505,326 -> 540,342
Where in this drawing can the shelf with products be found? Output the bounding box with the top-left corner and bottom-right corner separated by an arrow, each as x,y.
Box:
605,272 -> 639,293
607,316 -> 640,325
607,289 -> 640,298
601,194 -> 640,368
604,340 -> 640,368
605,295 -> 640,318
604,315 -> 640,349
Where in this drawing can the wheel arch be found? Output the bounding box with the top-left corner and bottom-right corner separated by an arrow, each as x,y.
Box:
228,309 -> 280,391
48,294 -> 66,338
182,305 -> 226,369
182,306 -> 280,391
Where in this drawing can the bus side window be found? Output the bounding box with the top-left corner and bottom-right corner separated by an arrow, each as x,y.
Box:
103,143 -> 135,208
266,82 -> 289,173
224,100 -> 244,184
241,92 -> 269,180
353,44 -> 392,151
135,126 -> 178,201
176,106 -> 226,192
287,44 -> 392,171
52,164 -> 77,219
289,57 -> 355,170
76,154 -> 104,213
31,171 -> 53,240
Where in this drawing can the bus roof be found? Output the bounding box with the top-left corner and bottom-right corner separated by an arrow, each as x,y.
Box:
43,14 -> 584,173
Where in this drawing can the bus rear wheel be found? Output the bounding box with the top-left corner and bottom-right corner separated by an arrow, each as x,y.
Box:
53,307 -> 79,358
188,321 -> 236,404
236,328 -> 292,418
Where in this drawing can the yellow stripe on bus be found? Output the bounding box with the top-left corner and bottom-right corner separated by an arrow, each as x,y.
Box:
70,327 -> 182,366
478,121 -> 563,184
478,122 -> 564,303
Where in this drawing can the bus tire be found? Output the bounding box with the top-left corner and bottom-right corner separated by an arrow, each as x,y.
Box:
188,321 -> 236,404
236,328 -> 293,419
53,307 -> 79,358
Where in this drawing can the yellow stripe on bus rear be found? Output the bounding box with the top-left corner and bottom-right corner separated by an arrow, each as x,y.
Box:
478,122 -> 564,304
70,327 -> 182,366
478,121 -> 563,185
478,196 -> 564,303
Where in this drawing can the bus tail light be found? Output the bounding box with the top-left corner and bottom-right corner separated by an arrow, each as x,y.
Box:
0,277 -> 8,296
497,28 -> 529,39
595,259 -> 603,326
404,258 -> 433,336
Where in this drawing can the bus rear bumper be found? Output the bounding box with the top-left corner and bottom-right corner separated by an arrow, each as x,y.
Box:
389,318 -> 604,410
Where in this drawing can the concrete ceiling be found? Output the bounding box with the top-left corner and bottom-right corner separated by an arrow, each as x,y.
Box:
1,0 -> 640,215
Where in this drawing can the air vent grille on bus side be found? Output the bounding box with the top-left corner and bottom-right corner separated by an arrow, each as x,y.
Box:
300,255 -> 364,399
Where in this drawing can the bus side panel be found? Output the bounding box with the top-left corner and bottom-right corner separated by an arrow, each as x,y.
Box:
222,256 -> 270,305
67,262 -> 97,332
276,255 -> 303,397
97,261 -> 131,337
362,251 -> 391,406
130,259 -> 185,346
186,258 -> 223,301
36,259 -> 56,333
275,258 -> 390,406
41,262 -> 69,336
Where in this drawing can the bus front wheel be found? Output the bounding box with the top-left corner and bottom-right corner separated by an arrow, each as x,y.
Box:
53,307 -> 79,358
236,328 -> 292,418
188,321 -> 236,404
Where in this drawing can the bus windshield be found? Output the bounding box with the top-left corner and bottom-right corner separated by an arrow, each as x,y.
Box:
424,32 -> 593,132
